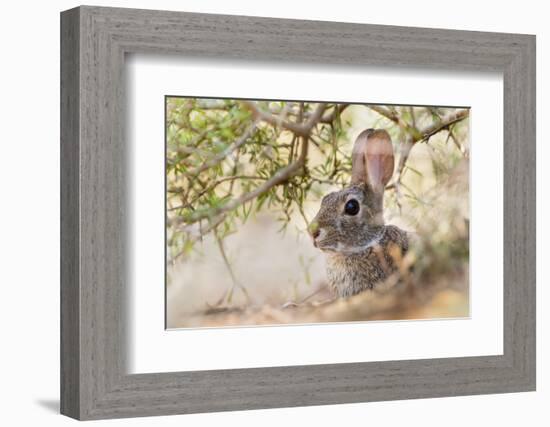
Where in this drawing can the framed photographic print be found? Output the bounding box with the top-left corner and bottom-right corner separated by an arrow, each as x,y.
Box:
61,5 -> 536,420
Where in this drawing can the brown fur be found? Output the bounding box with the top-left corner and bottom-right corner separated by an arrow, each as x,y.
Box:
325,225 -> 408,297
309,128 -> 410,298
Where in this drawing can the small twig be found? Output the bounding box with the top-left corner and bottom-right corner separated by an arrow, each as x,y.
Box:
241,101 -> 326,137
446,126 -> 469,158
373,107 -> 469,193
409,106 -> 417,129
168,175 -> 268,211
320,104 -> 350,123
185,121 -> 259,177
215,234 -> 250,305
370,105 -> 423,141
173,104 -> 327,228
415,109 -> 469,144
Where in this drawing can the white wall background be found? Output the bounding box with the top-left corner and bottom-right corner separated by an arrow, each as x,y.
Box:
0,0 -> 546,425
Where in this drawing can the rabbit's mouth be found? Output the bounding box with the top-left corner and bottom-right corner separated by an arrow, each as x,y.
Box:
312,236 -> 338,253
315,241 -> 357,254
313,234 -> 367,253
314,242 -> 338,254
316,231 -> 385,255
313,240 -> 337,252
318,244 -> 370,255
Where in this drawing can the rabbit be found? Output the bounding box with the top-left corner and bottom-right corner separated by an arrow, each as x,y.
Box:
308,128 -> 410,298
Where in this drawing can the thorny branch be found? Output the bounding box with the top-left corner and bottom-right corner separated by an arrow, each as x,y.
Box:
171,103 -> 327,239
241,100 -> 327,137
371,106 -> 470,189
167,101 -> 468,259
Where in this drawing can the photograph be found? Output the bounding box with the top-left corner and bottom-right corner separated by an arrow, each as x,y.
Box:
165,98 -> 470,329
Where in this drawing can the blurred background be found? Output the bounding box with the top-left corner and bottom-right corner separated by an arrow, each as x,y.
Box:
166,99 -> 469,328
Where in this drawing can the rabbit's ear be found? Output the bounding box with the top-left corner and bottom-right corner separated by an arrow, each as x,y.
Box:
351,129 -> 394,193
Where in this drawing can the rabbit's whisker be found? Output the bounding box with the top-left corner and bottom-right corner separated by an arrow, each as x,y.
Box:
319,228 -> 386,255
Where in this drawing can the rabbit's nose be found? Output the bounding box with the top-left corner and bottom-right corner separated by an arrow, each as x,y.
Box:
308,221 -> 321,239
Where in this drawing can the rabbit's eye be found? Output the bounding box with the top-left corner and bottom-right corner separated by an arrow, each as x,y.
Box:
344,199 -> 360,216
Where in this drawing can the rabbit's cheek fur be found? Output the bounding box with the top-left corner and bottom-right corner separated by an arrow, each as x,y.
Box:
324,226 -> 410,297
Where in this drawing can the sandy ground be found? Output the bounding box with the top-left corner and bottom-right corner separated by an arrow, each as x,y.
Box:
167,212 -> 327,327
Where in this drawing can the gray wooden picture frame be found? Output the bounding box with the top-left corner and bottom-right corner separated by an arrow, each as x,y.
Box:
60,5 -> 536,420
